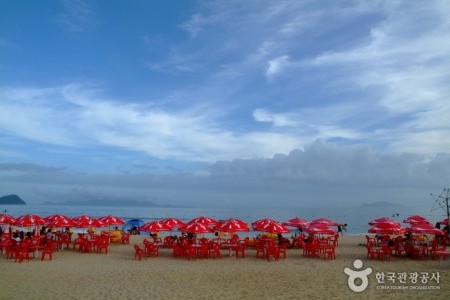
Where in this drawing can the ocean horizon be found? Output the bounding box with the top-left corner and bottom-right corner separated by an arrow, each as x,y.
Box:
2,202 -> 447,236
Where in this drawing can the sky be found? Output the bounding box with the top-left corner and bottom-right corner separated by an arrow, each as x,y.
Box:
1,0 -> 449,209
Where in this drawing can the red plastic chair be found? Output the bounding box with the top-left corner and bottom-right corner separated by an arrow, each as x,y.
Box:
96,238 -> 109,254
58,233 -> 71,250
145,243 -> 159,258
209,243 -> 222,259
278,244 -> 287,259
234,244 -> 245,258
185,246 -> 197,261
255,241 -> 266,258
41,243 -> 55,261
266,245 -> 280,261
121,233 -> 130,244
134,245 -> 144,261
171,243 -> 184,258
15,242 -> 31,263
323,245 -> 336,260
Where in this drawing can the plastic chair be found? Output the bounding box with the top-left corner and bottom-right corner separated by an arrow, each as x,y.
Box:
266,245 -> 280,261
134,245 -> 144,261
15,242 -> 31,263
145,243 -> 159,258
41,243 -> 55,261
96,238 -> 109,254
58,233 -> 71,250
171,243 -> 184,258
278,244 -> 287,259
209,243 -> 222,259
185,246 -> 197,260
323,245 -> 336,260
255,241 -> 266,258
234,244 -> 245,258
121,233 -> 130,244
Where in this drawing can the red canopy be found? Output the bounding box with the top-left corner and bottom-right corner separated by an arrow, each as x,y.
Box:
0,214 -> 16,225
310,218 -> 339,227
439,218 -> 449,225
368,226 -> 406,235
282,217 -> 309,228
251,218 -> 279,230
304,223 -> 337,235
73,215 -> 103,228
215,218 -> 249,232
187,216 -> 218,227
408,222 -> 445,235
139,221 -> 172,233
403,215 -> 430,225
14,214 -> 46,227
368,217 -> 400,226
97,215 -> 125,226
46,214 -> 77,228
258,221 -> 290,234
180,221 -> 213,234
160,218 -> 186,230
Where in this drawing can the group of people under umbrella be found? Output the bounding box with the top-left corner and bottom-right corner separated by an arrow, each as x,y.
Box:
366,215 -> 449,261
1,212 -> 345,262
133,216 -> 342,261
0,213 -> 128,263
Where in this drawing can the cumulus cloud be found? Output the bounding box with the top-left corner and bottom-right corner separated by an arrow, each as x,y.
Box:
265,55 -> 290,79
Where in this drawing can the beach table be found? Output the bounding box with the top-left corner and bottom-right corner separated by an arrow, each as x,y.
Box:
221,243 -> 238,257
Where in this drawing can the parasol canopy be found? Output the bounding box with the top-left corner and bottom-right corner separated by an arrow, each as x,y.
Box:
403,215 -> 430,225
368,217 -> 400,226
160,218 -> 186,230
310,218 -> 339,227
180,221 -> 213,234
304,223 -> 337,235
0,213 -> 16,225
251,218 -> 279,230
187,216 -> 218,227
282,217 -> 309,228
139,221 -> 172,233
73,215 -> 103,228
14,214 -> 46,227
98,215 -> 125,226
407,222 -> 445,235
215,218 -> 249,232
257,221 -> 290,234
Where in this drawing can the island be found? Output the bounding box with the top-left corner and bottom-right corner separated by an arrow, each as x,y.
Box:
0,194 -> 26,205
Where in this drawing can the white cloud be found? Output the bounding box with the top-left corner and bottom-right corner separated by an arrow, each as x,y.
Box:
265,55 -> 290,79
57,0 -> 98,32
252,108 -> 298,127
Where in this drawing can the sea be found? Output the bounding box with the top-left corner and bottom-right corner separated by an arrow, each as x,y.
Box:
1,203 -> 446,236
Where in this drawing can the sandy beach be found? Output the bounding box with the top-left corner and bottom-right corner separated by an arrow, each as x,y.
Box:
1,235 -> 448,300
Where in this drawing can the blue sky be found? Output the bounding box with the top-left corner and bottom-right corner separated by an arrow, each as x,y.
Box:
1,0 -> 449,209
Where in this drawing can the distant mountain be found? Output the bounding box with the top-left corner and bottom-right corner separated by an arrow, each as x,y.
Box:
360,201 -> 404,207
0,194 -> 26,205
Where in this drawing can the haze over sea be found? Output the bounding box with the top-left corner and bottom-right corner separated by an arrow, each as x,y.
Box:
2,202 -> 445,235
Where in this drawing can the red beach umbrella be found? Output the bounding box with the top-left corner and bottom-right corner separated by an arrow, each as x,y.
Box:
180,221 -> 213,234
305,223 -> 337,235
0,214 -> 16,225
98,215 -> 125,226
73,215 -> 103,228
251,218 -> 279,230
139,221 -> 172,233
257,221 -> 290,234
310,218 -> 340,227
408,222 -> 445,235
282,217 -> 309,228
215,218 -> 249,232
160,218 -> 186,230
368,226 -> 406,235
439,218 -> 449,225
14,214 -> 46,227
402,215 -> 430,225
187,216 -> 218,227
45,214 -> 76,227
368,217 -> 400,226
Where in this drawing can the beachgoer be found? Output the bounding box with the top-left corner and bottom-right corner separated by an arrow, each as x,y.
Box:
46,228 -> 53,240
